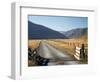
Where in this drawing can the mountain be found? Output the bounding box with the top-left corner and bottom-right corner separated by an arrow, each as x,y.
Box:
28,21 -> 67,39
60,28 -> 88,39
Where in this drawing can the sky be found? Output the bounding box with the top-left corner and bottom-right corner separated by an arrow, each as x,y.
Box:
28,15 -> 88,32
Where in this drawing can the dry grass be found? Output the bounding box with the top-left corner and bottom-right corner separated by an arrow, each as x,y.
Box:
45,38 -> 88,56
28,40 -> 40,49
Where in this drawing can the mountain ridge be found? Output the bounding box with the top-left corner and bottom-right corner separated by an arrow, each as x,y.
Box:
60,28 -> 88,39
28,21 -> 67,39
28,21 -> 87,39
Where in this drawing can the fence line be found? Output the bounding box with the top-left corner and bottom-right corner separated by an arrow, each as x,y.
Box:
74,44 -> 88,60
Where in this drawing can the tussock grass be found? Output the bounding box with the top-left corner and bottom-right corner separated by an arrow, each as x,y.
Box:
28,40 -> 40,49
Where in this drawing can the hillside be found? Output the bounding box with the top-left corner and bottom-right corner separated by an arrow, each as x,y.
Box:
60,28 -> 88,39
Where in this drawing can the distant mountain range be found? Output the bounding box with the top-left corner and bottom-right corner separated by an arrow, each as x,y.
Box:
28,21 -> 67,39
60,28 -> 88,39
28,21 -> 87,39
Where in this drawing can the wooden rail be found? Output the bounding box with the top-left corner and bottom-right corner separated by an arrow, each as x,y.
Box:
74,44 -> 88,60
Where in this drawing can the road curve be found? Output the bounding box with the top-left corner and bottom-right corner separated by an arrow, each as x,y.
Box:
37,40 -> 80,65
37,41 -> 77,61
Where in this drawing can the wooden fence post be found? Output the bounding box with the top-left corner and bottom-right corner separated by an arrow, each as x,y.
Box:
80,44 -> 85,60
